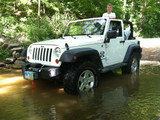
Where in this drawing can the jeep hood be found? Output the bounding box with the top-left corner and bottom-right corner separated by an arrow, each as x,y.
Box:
32,36 -> 104,48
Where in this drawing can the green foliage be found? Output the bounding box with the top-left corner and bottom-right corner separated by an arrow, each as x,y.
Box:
63,0 -> 124,19
26,12 -> 76,42
50,12 -> 76,35
0,15 -> 17,35
129,0 -> 160,37
0,0 -> 77,43
0,48 -> 11,62
26,18 -> 56,42
0,0 -> 159,43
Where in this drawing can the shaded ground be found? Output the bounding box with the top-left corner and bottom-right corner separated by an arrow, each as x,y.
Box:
1,64 -> 160,120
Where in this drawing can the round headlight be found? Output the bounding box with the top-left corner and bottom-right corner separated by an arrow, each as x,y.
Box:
55,47 -> 61,57
29,46 -> 32,54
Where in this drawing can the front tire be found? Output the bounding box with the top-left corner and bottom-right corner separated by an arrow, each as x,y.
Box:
63,62 -> 99,95
122,53 -> 140,74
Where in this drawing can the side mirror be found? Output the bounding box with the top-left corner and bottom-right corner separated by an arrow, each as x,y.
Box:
104,30 -> 117,43
107,30 -> 117,39
59,34 -> 63,38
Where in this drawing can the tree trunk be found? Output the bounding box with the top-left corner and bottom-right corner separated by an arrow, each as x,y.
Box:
38,0 -> 41,29
38,0 -> 41,17
43,0 -> 45,14
123,0 -> 126,19
29,0 -> 33,3
139,0 -> 146,31
129,1 -> 134,21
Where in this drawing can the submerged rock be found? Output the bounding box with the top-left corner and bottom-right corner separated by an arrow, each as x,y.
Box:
12,64 -> 22,69
13,60 -> 25,69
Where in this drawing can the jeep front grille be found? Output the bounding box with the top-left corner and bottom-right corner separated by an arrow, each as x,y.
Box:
32,47 -> 53,62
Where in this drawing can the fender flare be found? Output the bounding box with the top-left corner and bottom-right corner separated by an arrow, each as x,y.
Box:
59,48 -> 103,68
123,44 -> 142,63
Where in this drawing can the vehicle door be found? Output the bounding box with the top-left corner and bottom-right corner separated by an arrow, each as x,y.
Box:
104,20 -> 124,66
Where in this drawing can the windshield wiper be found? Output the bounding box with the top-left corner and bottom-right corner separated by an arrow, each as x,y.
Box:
86,34 -> 92,38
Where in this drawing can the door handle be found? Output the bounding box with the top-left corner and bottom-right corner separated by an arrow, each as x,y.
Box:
120,41 -> 125,43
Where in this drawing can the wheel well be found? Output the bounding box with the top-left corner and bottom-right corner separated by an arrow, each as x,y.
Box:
132,48 -> 141,58
61,54 -> 103,71
132,48 -> 140,53
123,46 -> 142,63
77,54 -> 103,69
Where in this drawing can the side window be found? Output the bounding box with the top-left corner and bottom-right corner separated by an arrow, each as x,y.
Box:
109,21 -> 122,37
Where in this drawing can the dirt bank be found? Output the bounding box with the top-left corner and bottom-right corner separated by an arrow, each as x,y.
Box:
139,38 -> 160,61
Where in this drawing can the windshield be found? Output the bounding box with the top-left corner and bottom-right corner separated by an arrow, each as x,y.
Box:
64,19 -> 106,36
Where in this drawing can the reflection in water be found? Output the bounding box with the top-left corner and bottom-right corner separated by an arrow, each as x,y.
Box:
0,77 -> 23,85
57,88 -> 65,94
50,105 -> 56,120
1,66 -> 160,120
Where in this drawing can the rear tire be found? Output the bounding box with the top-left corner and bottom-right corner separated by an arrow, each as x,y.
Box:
63,62 -> 99,95
122,53 -> 140,74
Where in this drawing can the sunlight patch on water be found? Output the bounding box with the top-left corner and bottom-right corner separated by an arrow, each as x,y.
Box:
21,85 -> 30,89
0,76 -> 23,85
0,86 -> 13,94
58,88 -> 64,93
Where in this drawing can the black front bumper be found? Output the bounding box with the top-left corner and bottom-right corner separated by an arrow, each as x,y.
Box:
22,63 -> 61,80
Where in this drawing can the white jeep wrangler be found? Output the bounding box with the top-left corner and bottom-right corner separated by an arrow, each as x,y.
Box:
22,17 -> 142,94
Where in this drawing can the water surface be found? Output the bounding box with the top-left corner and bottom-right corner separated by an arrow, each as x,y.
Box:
0,65 -> 160,120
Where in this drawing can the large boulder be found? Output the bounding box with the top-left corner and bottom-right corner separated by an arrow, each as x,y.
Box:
12,51 -> 17,58
5,64 -> 13,69
12,64 -> 22,69
13,60 -> 25,69
12,51 -> 20,59
0,62 -> 5,67
15,52 -> 20,59
7,43 -> 20,50
14,59 -> 25,65
17,57 -> 26,61
10,47 -> 23,53
5,57 -> 16,64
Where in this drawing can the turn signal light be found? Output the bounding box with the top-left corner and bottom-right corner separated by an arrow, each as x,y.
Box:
56,59 -> 59,64
74,56 -> 77,60
27,56 -> 30,60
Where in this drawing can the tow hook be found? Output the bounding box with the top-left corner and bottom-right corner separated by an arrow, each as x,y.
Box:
39,65 -> 45,72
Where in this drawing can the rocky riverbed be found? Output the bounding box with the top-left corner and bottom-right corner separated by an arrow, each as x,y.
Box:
0,35 -> 26,69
